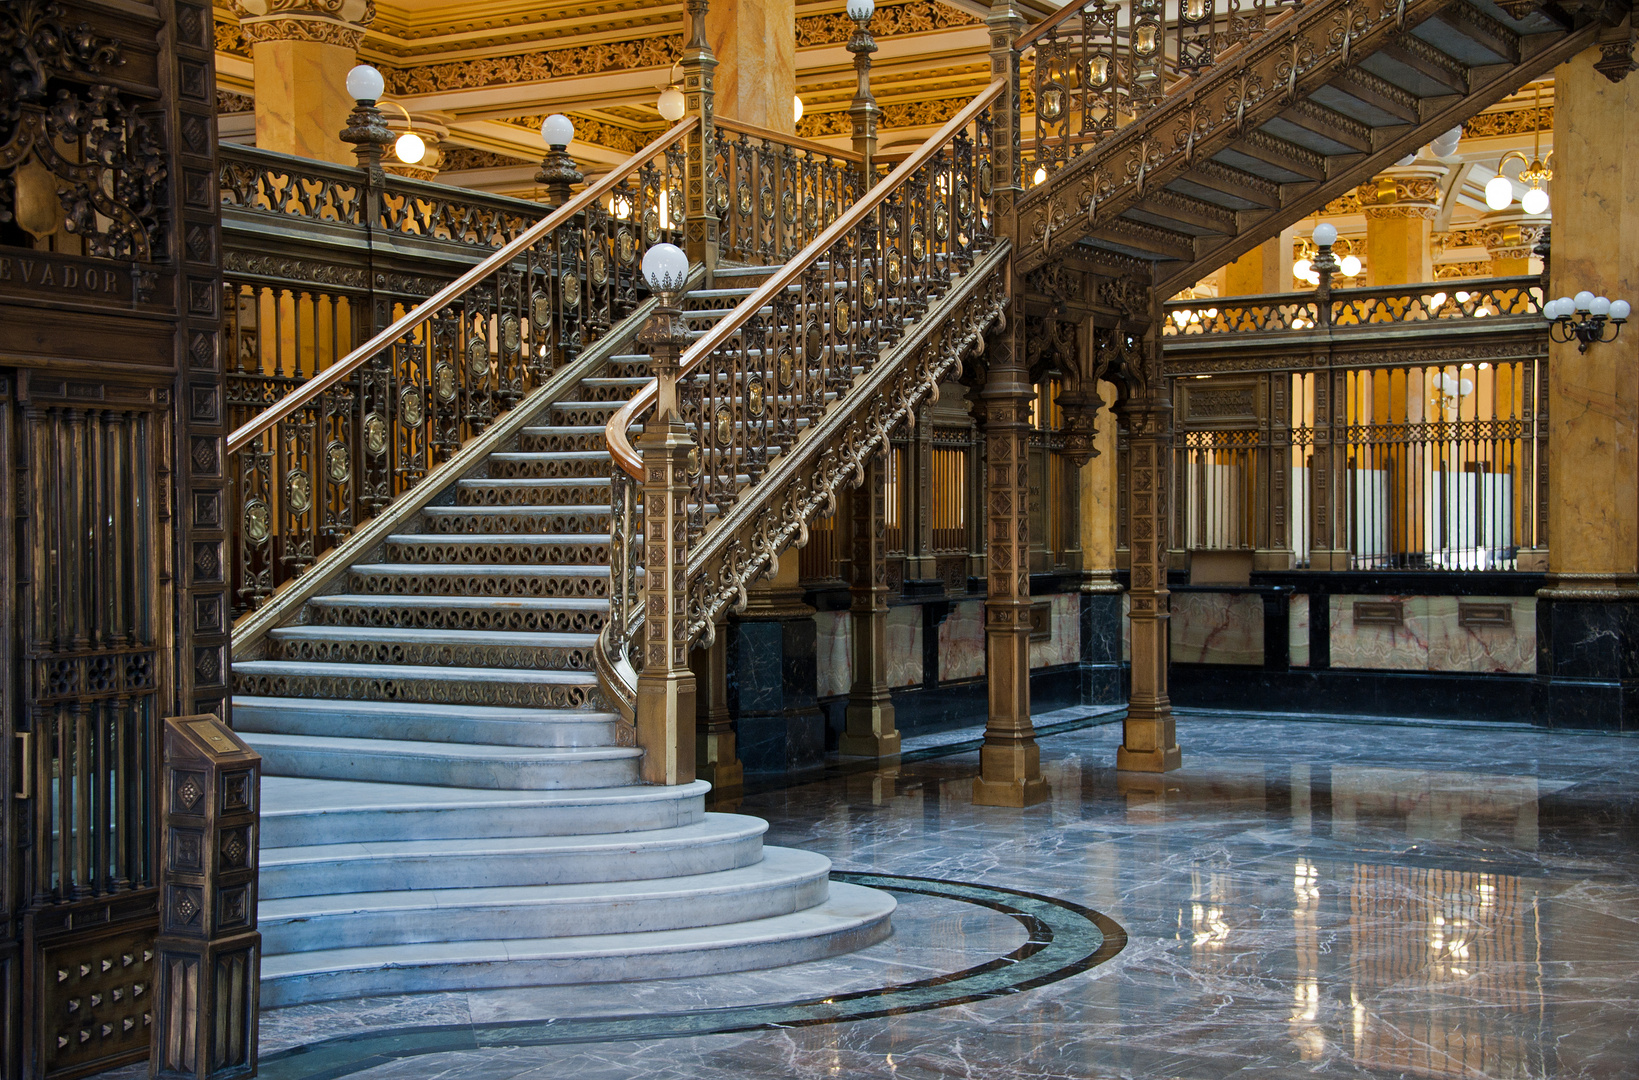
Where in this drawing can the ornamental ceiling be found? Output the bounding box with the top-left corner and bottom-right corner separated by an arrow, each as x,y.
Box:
213,0 -> 1053,190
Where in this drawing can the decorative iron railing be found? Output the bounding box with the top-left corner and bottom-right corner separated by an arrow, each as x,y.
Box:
711,118 -> 864,265
223,119 -> 697,619
1163,277 -> 1546,337
600,82 -> 1010,710
1018,0 -> 1303,176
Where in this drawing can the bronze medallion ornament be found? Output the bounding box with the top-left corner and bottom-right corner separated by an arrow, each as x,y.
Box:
286,470 -> 312,515
737,182 -> 753,216
803,195 -> 818,230
834,297 -> 850,331
887,249 -> 903,285
782,189 -> 796,224
562,270 -> 581,308
531,291 -> 552,325
934,202 -> 950,240
746,378 -> 765,416
326,442 -> 350,484
777,347 -> 796,389
643,207 -> 661,245
501,314 -> 522,353
714,406 -> 733,446
861,277 -> 878,310
400,386 -> 425,428
365,413 -> 388,456
466,336 -> 489,379
714,176 -> 730,214
686,444 -> 702,477
1039,84 -> 1065,121
805,322 -> 824,361
668,189 -> 685,226
589,247 -> 609,286
760,188 -> 775,221
886,213 -> 901,239
979,159 -> 993,196
911,228 -> 927,262
957,181 -> 973,218
825,198 -> 836,222
618,229 -> 637,263
242,499 -> 271,543
434,362 -> 457,403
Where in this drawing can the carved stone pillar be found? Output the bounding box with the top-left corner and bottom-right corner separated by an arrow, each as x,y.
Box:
1479,212 -> 1547,277
635,295 -> 697,785
233,0 -> 373,165
841,451 -> 901,758
974,315 -> 1049,806
1117,343 -> 1181,773
1359,163 -> 1446,286
706,0 -> 796,133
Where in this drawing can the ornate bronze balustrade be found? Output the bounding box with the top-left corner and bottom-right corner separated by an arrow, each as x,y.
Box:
1017,0 -> 1302,177
1163,277 -> 1545,338
601,82 -> 1008,713
223,120 -> 696,619
711,119 -> 864,265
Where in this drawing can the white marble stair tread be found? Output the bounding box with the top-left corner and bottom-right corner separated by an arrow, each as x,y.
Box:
258,777 -> 709,846
346,563 -> 609,578
385,533 -> 612,545
244,730 -> 636,789
259,846 -> 833,954
233,659 -> 598,686
258,813 -> 768,898
258,881 -> 895,1006
267,627 -> 599,648
305,594 -> 609,613
234,696 -> 617,748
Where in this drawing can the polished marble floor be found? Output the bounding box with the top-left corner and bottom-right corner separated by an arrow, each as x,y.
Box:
129,710 -> 1639,1079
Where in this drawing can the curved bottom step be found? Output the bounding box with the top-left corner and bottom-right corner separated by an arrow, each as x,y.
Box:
260,881 -> 896,1007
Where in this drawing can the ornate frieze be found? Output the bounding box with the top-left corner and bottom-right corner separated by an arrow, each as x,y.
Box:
229,0 -> 376,48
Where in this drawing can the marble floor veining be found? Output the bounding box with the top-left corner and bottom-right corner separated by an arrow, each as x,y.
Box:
115,711 -> 1639,1079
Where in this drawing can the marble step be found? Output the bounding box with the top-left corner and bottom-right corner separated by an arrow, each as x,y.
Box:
259,882 -> 895,1006
258,813 -> 767,899
258,777 -> 708,848
383,533 -> 611,567
260,846 -> 833,955
235,695 -> 616,746
487,450 -> 612,479
455,476 -> 611,507
244,730 -> 637,789
303,594 -> 608,634
346,562 -> 610,599
235,655 -> 601,710
265,626 -> 599,672
419,504 -> 613,535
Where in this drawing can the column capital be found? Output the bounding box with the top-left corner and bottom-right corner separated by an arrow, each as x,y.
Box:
232,0 -> 375,48
1478,210 -> 1549,263
1358,162 -> 1447,220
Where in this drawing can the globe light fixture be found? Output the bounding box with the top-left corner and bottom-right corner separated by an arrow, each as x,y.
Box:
1312,222 -> 1337,247
1429,126 -> 1462,158
1340,254 -> 1363,278
540,114 -> 575,149
1521,185 -> 1550,215
345,63 -> 384,103
1546,289 -> 1630,352
1484,173 -> 1514,211
847,0 -> 875,17
793,95 -> 804,123
657,84 -> 686,122
535,114 -> 582,204
394,130 -> 426,165
641,242 -> 691,299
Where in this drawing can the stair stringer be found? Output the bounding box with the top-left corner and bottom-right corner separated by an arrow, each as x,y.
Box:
233,278 -> 693,667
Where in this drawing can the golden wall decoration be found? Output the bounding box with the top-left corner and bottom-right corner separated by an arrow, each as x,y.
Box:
1462,104 -> 1552,139
1434,260 -> 1493,279
795,0 -> 979,48
439,146 -> 530,171
217,88 -> 255,113
389,35 -> 680,94
216,18 -> 251,57
799,94 -> 976,137
504,115 -> 657,154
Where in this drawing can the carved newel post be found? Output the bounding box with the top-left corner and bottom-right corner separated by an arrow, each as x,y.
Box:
535,113 -> 585,207
635,244 -> 698,785
841,451 -> 901,758
846,0 -> 879,182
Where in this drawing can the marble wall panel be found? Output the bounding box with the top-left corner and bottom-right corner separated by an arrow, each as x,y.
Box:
1426,596 -> 1536,674
813,610 -> 853,699
1170,592 -> 1264,665
1029,593 -> 1081,668
1289,594 -> 1310,668
886,605 -> 924,687
1121,591 -> 1130,662
938,600 -> 986,682
1329,595 -> 1431,671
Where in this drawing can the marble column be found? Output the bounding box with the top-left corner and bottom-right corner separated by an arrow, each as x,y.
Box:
1223,237 -> 1284,295
691,618 -> 744,793
974,315 -> 1049,806
1537,48 -> 1639,730
1117,334 -> 1182,772
706,0 -> 797,133
1078,379 -> 1124,704
728,558 -> 826,774
1360,164 -> 1446,286
841,452 -> 901,758
233,0 -> 371,165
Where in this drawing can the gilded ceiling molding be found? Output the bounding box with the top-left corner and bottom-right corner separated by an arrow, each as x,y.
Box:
798,94 -> 975,136
216,19 -> 252,57
388,34 -> 681,94
1436,260 -> 1499,279
1318,190 -> 1362,216
230,0 -> 376,48
439,147 -> 530,172
795,0 -> 979,48
216,88 -> 256,113
1462,104 -> 1552,138
504,115 -> 657,154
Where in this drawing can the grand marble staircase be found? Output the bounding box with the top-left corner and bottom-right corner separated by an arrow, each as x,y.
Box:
231,269 -> 895,1006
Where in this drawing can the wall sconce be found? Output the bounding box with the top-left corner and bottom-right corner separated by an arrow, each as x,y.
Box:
1544,291 -> 1630,352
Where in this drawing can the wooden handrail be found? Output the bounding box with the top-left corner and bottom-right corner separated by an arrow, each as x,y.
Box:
606,81 -> 1006,480
712,117 -> 866,164
1016,0 -> 1094,50
225,116 -> 699,457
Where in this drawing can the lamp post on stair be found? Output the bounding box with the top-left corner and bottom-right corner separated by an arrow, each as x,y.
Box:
536,113 -> 584,207
846,0 -> 879,183
635,243 -> 698,785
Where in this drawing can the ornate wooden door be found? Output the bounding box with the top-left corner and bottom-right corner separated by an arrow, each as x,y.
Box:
0,1 -> 227,1076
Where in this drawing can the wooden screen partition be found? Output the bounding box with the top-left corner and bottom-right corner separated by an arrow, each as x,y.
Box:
0,1 -> 227,1076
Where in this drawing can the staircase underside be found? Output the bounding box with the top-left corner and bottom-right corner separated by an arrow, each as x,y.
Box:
1018,0 -> 1609,295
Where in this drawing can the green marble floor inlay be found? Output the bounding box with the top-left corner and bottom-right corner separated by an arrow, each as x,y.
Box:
259,874 -> 1126,1080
